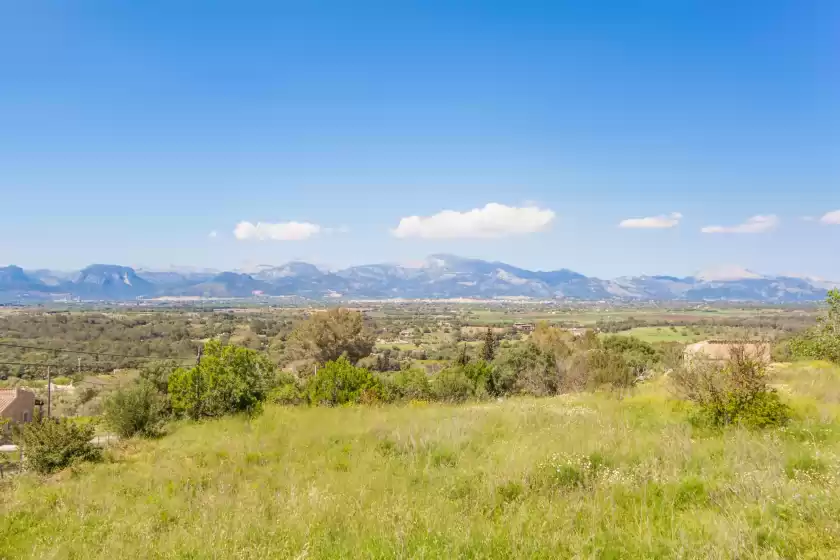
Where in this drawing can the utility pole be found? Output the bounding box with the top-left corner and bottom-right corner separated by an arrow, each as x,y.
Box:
78,356 -> 81,376
47,365 -> 52,418
196,345 -> 204,366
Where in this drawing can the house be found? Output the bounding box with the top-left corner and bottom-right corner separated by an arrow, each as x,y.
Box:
512,322 -> 535,332
684,341 -> 771,364
0,388 -> 36,425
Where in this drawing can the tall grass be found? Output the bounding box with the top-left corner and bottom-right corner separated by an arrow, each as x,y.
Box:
2,365 -> 840,558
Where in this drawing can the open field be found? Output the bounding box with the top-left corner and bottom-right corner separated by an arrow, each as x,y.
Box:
3,362 -> 840,558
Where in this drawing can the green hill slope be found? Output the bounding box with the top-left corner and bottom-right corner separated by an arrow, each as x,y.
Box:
3,367 -> 840,558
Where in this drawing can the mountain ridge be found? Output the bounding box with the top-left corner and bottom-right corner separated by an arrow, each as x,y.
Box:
0,255 -> 835,303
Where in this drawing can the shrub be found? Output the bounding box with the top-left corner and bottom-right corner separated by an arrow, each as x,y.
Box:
269,382 -> 307,405
382,368 -> 431,401
103,381 -> 167,438
13,417 -> 101,474
495,343 -> 562,396
307,357 -> 383,406
430,367 -> 474,403
140,360 -> 180,394
673,343 -> 790,429
168,340 -> 276,419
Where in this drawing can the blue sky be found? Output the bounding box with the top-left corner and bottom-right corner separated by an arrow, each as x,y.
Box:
1,1 -> 838,278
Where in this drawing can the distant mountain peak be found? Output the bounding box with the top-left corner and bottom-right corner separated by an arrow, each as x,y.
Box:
695,266 -> 764,282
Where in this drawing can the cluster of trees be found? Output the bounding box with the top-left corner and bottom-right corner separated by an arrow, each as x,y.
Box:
268,321 -> 672,406
595,313 -> 815,336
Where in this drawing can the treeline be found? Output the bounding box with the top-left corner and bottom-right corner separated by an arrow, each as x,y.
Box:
270,319 -> 679,405
595,314 -> 815,335
0,311 -> 299,376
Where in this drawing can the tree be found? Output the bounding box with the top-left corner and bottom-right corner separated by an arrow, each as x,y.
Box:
103,381 -> 167,438
789,289 -> 840,363
307,357 -> 382,406
455,343 -> 470,366
168,340 -> 276,419
286,308 -> 375,365
481,328 -> 498,362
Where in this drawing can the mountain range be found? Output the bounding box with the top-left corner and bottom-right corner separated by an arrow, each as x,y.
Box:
1,255 -> 836,303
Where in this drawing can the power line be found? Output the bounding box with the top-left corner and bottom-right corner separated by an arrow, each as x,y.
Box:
0,341 -> 195,364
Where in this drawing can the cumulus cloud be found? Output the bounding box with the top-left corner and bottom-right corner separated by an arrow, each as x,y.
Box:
234,221 -> 322,241
820,210 -> 840,225
618,212 -> 682,229
701,215 -> 779,234
208,230 -> 218,239
391,203 -> 555,239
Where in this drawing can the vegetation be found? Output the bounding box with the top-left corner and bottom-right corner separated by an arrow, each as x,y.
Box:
1,300 -> 838,556
306,357 -> 383,406
168,340 -> 275,419
103,381 -> 167,438
789,289 -> 840,364
2,360 -> 840,557
11,417 -> 100,475
672,343 -> 791,429
285,308 -> 375,364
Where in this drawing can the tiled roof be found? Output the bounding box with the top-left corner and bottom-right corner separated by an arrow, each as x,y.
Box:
0,389 -> 20,414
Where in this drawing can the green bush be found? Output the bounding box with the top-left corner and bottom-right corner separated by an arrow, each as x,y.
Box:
674,343 -> 790,429
689,389 -> 791,430
168,340 -> 276,419
103,381 -> 167,438
13,417 -> 101,474
307,357 -> 383,406
380,368 -> 431,401
268,382 -> 307,405
430,368 -> 474,403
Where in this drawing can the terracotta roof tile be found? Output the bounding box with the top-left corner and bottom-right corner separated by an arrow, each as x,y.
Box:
0,389 -> 20,414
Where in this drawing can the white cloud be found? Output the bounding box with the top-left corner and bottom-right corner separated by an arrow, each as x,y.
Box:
233,221 -> 322,241
618,212 -> 682,229
208,230 -> 218,239
701,214 -> 779,234
391,203 -> 555,239
819,210 -> 840,225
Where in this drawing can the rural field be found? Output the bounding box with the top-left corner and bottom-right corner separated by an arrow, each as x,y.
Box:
3,361 -> 840,558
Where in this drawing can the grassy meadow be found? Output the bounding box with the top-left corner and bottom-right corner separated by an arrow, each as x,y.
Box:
3,363 -> 840,558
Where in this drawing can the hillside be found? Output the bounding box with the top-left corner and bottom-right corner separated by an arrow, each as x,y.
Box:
3,363 -> 840,558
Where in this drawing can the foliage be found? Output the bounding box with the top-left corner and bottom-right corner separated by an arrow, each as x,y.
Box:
6,363 -> 840,559
495,343 -> 562,396
12,417 -> 101,474
481,328 -> 498,362
788,289 -> 840,364
307,357 -> 382,406
379,368 -> 431,401
168,340 -> 275,419
285,308 -> 375,365
268,382 -> 307,406
430,367 -> 474,402
672,343 -> 790,429
103,381 -> 167,438
139,360 -> 180,394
